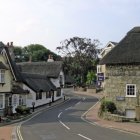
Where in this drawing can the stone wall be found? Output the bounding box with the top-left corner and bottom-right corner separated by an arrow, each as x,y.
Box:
104,65 -> 140,112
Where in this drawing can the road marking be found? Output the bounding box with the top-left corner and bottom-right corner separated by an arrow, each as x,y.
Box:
17,112 -> 41,140
78,134 -> 92,140
65,106 -> 72,110
58,112 -> 62,118
82,97 -> 86,100
76,101 -> 81,105
59,120 -> 70,130
16,97 -> 72,140
81,99 -> 99,126
17,124 -> 23,140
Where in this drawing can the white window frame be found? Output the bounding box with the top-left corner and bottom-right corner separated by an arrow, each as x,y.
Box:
0,94 -> 5,109
0,69 -> 5,83
126,84 -> 136,97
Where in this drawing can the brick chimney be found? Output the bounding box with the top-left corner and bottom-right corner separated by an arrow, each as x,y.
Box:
7,42 -> 15,61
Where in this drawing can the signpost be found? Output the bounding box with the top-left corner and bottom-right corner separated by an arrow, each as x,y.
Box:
97,73 -> 104,81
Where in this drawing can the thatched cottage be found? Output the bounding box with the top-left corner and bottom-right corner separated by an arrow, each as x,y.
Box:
0,42 -> 64,116
100,27 -> 140,118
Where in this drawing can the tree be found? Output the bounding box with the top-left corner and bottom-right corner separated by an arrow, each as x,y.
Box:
14,44 -> 62,62
57,37 -> 101,86
86,71 -> 96,86
23,44 -> 46,61
14,46 -> 24,62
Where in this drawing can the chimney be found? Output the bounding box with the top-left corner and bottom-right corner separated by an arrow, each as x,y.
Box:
10,42 -> 13,47
7,42 -> 9,47
47,54 -> 54,62
7,42 -> 15,61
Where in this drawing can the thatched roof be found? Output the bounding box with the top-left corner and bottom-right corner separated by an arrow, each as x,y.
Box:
0,42 -> 5,53
17,61 -> 63,78
0,41 -> 57,93
12,85 -> 29,94
100,27 -> 140,65
21,73 -> 56,92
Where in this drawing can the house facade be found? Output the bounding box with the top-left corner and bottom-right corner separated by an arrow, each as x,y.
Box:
97,41 -> 117,88
100,27 -> 140,118
17,60 -> 65,103
0,42 -> 64,116
0,42 -> 28,116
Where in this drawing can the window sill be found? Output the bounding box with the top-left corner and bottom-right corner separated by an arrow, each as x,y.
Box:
125,96 -> 136,98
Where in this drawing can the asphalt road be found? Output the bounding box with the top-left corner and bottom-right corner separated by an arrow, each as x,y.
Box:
20,89 -> 140,140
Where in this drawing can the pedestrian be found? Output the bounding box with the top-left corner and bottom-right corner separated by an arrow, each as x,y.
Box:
64,95 -> 65,101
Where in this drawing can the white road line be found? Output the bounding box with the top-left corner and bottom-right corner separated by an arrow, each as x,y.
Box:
58,112 -> 62,118
83,97 -> 86,100
78,134 -> 92,140
65,106 -> 72,111
17,125 -> 23,140
17,112 -> 41,140
81,100 -> 99,126
59,120 -> 70,130
16,98 -> 72,140
76,101 -> 81,105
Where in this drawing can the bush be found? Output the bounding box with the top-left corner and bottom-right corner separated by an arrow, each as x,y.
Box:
15,105 -> 30,115
100,100 -> 117,114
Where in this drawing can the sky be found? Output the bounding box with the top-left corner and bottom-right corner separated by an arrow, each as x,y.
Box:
0,0 -> 140,53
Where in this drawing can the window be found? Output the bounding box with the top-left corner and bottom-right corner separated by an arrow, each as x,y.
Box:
49,91 -> 52,98
0,94 -> 4,109
46,92 -> 49,98
0,70 -> 5,83
57,88 -> 61,97
59,75 -> 63,86
8,96 -> 12,106
97,65 -> 102,73
36,92 -> 42,100
39,92 -> 42,99
126,84 -> 136,97
36,93 -> 39,100
19,95 -> 24,105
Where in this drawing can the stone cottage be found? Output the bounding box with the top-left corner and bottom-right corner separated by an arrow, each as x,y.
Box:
100,27 -> 140,118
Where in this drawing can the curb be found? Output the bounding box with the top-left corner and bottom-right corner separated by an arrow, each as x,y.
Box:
0,98 -> 70,127
82,96 -> 140,137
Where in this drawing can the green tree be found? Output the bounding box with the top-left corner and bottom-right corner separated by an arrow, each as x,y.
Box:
86,71 -> 96,85
14,44 -> 62,62
57,37 -> 101,86
14,46 -> 23,62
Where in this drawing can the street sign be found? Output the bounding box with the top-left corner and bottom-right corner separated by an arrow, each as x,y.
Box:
97,73 -> 104,81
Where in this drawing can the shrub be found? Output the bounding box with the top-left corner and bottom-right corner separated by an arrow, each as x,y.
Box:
15,105 -> 30,115
100,100 -> 117,114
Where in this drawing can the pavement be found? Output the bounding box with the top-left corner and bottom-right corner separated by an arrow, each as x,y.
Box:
0,97 -> 68,140
0,89 -> 140,140
74,90 -> 140,136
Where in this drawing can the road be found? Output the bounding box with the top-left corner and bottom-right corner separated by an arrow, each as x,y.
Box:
19,89 -> 140,140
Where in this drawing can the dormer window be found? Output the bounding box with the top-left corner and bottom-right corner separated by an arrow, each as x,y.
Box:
0,70 -> 5,83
